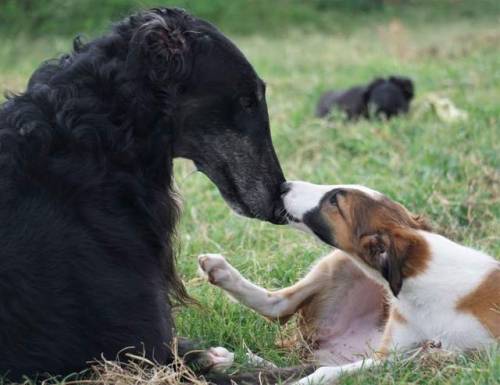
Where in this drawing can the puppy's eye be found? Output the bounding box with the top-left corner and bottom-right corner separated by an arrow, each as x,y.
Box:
239,96 -> 256,111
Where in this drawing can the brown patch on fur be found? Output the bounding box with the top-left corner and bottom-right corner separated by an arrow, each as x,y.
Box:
322,205 -> 352,252
320,188 -> 432,295
456,268 -> 500,338
349,193 -> 431,240
390,227 -> 431,278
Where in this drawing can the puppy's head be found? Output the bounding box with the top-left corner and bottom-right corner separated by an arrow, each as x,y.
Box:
364,76 -> 414,118
282,181 -> 430,296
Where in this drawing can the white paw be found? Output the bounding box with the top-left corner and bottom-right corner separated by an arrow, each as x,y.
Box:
206,346 -> 235,372
198,253 -> 235,286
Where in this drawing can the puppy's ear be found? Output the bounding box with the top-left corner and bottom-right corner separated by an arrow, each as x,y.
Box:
389,76 -> 414,100
396,201 -> 432,231
411,214 -> 432,231
361,233 -> 403,297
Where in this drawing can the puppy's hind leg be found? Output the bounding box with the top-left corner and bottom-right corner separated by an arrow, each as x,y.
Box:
293,359 -> 377,385
292,311 -> 419,384
198,253 -> 328,322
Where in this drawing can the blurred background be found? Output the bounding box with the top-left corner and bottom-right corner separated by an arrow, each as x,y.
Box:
0,2 -> 499,383
1,0 -> 499,36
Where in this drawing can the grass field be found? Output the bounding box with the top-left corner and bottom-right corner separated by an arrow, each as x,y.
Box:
1,4 -> 499,385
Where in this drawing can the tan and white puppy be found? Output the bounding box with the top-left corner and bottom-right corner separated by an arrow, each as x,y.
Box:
199,181 -> 499,384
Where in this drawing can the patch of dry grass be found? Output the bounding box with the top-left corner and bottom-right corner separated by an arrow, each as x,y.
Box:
14,342 -> 210,385
84,354 -> 206,385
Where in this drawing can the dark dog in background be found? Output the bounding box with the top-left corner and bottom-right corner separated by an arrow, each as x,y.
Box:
316,76 -> 414,120
0,7 -> 294,382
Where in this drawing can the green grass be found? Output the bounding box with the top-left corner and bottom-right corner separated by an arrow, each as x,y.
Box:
1,6 -> 499,385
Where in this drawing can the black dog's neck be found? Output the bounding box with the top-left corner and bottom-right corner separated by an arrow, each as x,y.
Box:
0,41 -> 190,305
4,44 -> 174,180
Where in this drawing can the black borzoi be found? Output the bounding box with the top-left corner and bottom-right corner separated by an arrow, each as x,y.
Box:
0,8 -> 288,382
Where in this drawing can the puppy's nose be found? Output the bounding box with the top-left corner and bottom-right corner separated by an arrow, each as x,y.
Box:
280,182 -> 291,196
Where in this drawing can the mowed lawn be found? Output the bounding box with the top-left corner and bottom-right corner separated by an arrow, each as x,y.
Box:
1,12 -> 499,385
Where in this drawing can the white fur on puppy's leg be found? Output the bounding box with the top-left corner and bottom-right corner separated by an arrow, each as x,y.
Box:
206,346 -> 235,372
293,366 -> 342,385
294,359 -> 376,385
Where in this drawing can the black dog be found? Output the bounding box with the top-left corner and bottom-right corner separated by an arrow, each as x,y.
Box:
0,8 -> 288,382
316,76 -> 414,120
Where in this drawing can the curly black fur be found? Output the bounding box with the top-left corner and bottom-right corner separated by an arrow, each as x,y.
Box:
0,8 -> 285,381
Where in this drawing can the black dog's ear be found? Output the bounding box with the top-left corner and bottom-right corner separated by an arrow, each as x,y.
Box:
127,12 -> 191,81
389,76 -> 414,100
361,233 -> 403,297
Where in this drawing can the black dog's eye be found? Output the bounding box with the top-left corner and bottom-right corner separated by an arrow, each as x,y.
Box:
177,84 -> 187,95
239,96 -> 256,112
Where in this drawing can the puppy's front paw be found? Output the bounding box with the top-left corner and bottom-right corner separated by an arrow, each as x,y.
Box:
198,253 -> 235,286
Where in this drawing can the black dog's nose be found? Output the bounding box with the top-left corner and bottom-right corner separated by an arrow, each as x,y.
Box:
280,182 -> 291,195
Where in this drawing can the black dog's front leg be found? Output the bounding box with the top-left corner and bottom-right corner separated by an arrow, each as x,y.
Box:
176,337 -> 234,375
177,338 -> 316,385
